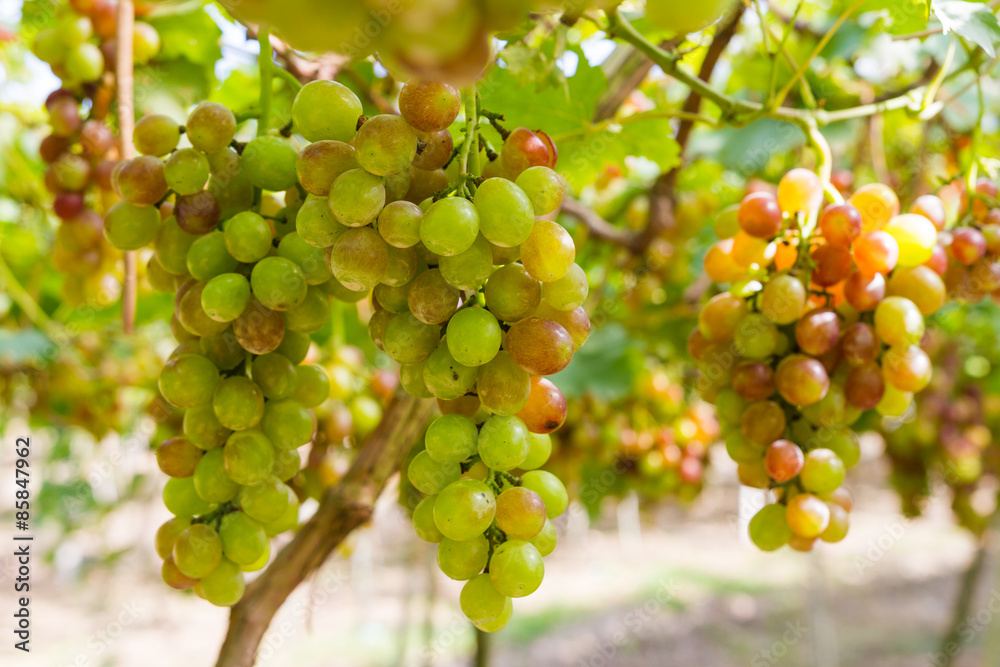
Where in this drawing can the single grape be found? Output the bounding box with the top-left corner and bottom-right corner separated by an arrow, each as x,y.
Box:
777,168 -> 822,215
775,354 -> 829,406
172,524 -> 223,579
437,535 -> 490,580
698,292 -> 749,342
224,211 -> 272,262
910,194 -> 947,231
162,477 -> 213,517
460,574 -> 508,624
810,244 -> 852,287
477,351 -> 531,416
740,400 -> 786,446
377,200 -> 423,248
501,127 -> 555,178
873,296 -> 924,346
542,264 -> 588,311
799,449 -> 845,494
195,558 -> 246,607
291,80 -> 361,142
884,213 -> 937,266
731,361 -> 775,402
104,201 -> 160,250
843,270 -> 885,311
156,437 -> 203,478
186,102 -> 237,154
251,257 -> 308,312
184,404 -> 233,451
759,274 -> 805,325
213,377 -> 265,431
201,273 -> 251,322
354,114 -> 417,176
383,312 -> 441,365
328,169 -> 386,227
785,493 -> 831,538
219,511 -> 267,566
850,183 -> 899,231
413,495 -> 444,543
484,264 -> 541,322
238,477 -> 290,524
423,343 -> 478,400
175,190 -> 222,235
844,362 -> 885,410
420,197 -> 480,257
795,308 -> 840,356
425,414 -> 479,464
165,148 -> 211,196
474,178 -> 535,248
399,79 -> 461,132
261,399 -> 315,450
243,136 -> 298,192
496,487 -> 546,539
506,317 -> 574,376
233,297 -> 286,355
408,269 -> 460,325
159,354 -> 220,408
193,448 -> 239,503
738,191 -> 783,238
489,540 -> 544,598
439,234 -> 493,291
446,307 -> 501,366
748,504 -> 792,551
478,415 -> 530,471
515,166 -> 564,216
327,227 -> 390,292
520,221 -> 575,282
882,344 -> 932,392
292,365 -> 330,408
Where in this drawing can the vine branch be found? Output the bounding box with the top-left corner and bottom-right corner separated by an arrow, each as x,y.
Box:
214,392 -> 435,667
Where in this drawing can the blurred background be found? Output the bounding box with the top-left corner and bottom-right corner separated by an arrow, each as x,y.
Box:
2,0 -> 1000,665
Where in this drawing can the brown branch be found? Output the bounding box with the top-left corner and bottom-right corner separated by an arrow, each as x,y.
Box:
116,0 -> 137,333
560,197 -> 634,247
633,5 -> 745,254
214,392 -> 435,667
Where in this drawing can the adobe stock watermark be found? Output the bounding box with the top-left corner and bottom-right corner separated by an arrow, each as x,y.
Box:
853,518 -> 910,573
928,588 -> 1000,666
575,578 -> 679,667
751,620 -> 810,667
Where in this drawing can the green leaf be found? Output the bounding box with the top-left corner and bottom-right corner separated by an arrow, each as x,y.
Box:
550,323 -> 644,400
147,9 -> 223,67
0,328 -> 54,364
831,0 -> 930,34
933,0 -> 1000,56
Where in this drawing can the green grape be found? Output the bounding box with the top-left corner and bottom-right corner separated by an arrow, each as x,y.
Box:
423,343 -> 477,400
460,574 -> 509,624
734,313 -> 779,359
521,221 -> 575,282
31,28 -> 65,65
133,21 -> 161,64
446,307 -> 502,367
377,200 -> 423,248
156,436 -> 203,478
328,169 -> 386,227
261,484 -> 300,536
408,269 -> 460,325
297,195 -> 348,248
520,470 -> 568,519
187,231 -> 238,282
408,450 -> 461,495
384,169 -> 412,202
275,330 -> 311,364
147,257 -> 177,292
799,449 -> 845,494
484,264 -> 541,322
233,297 -> 286,355
56,15 -> 91,45
425,414 -> 479,464
327,227 -> 390,292
155,217 -> 197,275
541,263 -> 588,311
290,364 -> 328,407
489,540 -> 544,598
178,282 -> 231,337
162,477 -> 213,517
874,296 -> 924,346
291,80 -> 362,143
278,232 -> 333,285
474,178 -> 535,247
382,312 -> 441,365
349,395 -> 382,437
521,433 -> 552,471
213,377 -> 265,431
103,201 -> 159,250
66,42 -> 104,82
242,136 -> 298,191
748,504 -> 792,551
159,354 -> 220,408
515,166 -> 564,216
527,518 -> 557,557
114,156 -> 170,206
155,517 -> 192,559
421,198 -> 480,256
184,404 -> 232,450
223,429 -> 275,485
477,352 -> 531,415
474,598 -> 513,633
165,148 -> 211,196
399,360 -> 432,397
496,487 -> 546,539
251,257 -> 308,311
219,511 -> 268,565
261,399 -> 315,450
478,415 -> 530,471
439,234 -> 494,290
223,211 -> 271,263
353,114 -> 417,176
172,524 -> 222,579
134,114 -> 181,157
194,558 -> 245,607
374,282 -> 412,313
199,331 -> 246,371
240,539 -> 271,572
186,102 -> 237,154
369,309 -> 396,351
413,495 -> 445,543
438,535 -> 490,580
433,479 -> 496,541
819,426 -> 861,468
284,287 -> 331,334
238,476 -> 289,524
271,447 -> 301,482
382,246 -> 421,287
297,140 -> 359,196
194,448 -> 240,503
202,273 -> 251,322
251,353 -> 298,400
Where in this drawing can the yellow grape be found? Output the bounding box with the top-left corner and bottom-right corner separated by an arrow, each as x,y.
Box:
883,214 -> 936,266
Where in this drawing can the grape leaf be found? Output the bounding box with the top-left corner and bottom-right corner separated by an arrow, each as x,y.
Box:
831,0 -> 930,34
479,49 -> 678,191
932,0 -> 1000,56
148,9 -> 223,67
550,323 -> 644,401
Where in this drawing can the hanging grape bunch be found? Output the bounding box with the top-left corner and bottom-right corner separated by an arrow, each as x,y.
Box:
31,3 -> 162,307
932,177 -> 1000,303
693,168 -> 948,552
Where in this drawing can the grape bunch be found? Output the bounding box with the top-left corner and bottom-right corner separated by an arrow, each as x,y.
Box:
693,168 -> 947,552
31,0 -> 161,87
95,101 -> 334,606
277,77 -> 588,632
928,178 -> 1000,304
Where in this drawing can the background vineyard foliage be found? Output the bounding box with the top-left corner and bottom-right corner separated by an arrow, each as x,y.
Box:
2,0 -> 1000,658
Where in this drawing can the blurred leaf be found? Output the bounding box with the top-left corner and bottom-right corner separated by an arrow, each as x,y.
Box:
933,0 -> 1000,56
0,328 -> 53,364
550,323 -> 644,400
147,9 -> 223,67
